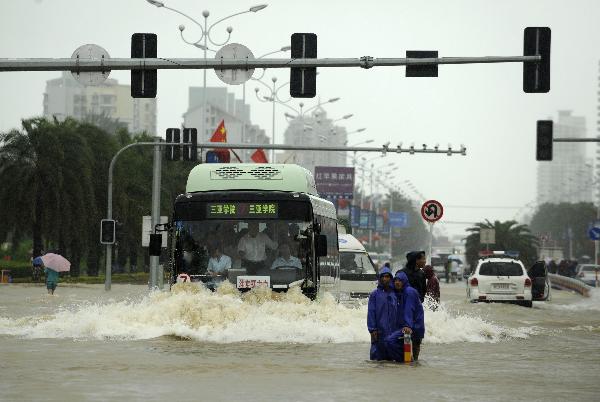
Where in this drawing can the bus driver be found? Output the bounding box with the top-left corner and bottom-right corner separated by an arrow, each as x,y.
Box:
271,243 -> 302,270
237,221 -> 278,274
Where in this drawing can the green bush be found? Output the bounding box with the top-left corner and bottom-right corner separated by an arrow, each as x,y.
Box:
0,261 -> 32,278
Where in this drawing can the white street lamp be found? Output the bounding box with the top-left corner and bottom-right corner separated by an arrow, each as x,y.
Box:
148,2 -> 268,143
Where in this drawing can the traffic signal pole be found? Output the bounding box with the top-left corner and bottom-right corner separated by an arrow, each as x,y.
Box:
0,55 -> 541,72
149,138 -> 162,290
105,140 -> 188,291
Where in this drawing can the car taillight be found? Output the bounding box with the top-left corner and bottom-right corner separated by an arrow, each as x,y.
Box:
470,278 -> 478,286
524,278 -> 532,287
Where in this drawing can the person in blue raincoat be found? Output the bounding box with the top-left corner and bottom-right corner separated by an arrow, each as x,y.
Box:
367,266 -> 397,361
385,271 -> 426,361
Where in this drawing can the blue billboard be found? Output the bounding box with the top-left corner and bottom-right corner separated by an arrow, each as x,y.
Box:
350,206 -> 361,228
389,212 -> 409,228
359,209 -> 369,229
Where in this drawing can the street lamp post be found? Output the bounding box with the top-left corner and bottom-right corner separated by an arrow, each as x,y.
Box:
147,1 -> 267,141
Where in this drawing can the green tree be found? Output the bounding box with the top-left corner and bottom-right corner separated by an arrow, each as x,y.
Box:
465,220 -> 539,268
0,118 -> 64,257
379,191 -> 429,261
529,202 -> 596,259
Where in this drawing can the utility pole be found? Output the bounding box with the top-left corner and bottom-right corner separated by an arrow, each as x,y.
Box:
149,137 -> 162,289
388,192 -> 394,258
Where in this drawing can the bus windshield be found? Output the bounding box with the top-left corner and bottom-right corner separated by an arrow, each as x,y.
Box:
174,218 -> 312,288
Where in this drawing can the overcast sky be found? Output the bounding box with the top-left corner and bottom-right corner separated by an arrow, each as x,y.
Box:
1,0 -> 599,238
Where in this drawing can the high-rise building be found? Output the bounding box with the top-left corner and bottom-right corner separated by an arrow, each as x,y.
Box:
183,87 -> 268,162
537,110 -> 593,204
280,107 -> 347,173
43,72 -> 156,135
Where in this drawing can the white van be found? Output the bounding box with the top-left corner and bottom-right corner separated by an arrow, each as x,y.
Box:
338,234 -> 378,300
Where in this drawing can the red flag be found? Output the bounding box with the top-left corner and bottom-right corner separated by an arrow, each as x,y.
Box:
210,120 -> 231,162
210,120 -> 227,143
251,149 -> 268,163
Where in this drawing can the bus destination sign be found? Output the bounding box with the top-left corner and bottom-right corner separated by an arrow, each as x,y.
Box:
207,202 -> 279,219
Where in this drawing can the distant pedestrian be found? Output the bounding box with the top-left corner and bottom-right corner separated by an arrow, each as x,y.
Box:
401,251 -> 427,303
423,265 -> 440,307
37,259 -> 60,295
444,259 -> 450,283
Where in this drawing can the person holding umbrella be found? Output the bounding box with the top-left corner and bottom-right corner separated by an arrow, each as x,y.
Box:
38,252 -> 71,295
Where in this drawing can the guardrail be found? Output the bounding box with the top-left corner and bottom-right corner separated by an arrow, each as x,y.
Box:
548,273 -> 592,297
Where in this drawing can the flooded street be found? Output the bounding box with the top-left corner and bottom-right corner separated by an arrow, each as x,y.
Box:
1,282 -> 599,402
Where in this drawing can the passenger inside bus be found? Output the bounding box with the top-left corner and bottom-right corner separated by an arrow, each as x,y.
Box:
174,220 -> 310,286
237,221 -> 278,274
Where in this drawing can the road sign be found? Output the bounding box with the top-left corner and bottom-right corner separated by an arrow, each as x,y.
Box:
214,43 -> 255,85
71,44 -> 111,85
588,221 -> 600,241
480,228 -> 496,244
421,200 -> 444,223
389,212 -> 409,228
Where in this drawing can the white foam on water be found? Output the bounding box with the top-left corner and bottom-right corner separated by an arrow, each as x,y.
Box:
423,298 -> 537,343
538,288 -> 600,312
0,284 -> 535,344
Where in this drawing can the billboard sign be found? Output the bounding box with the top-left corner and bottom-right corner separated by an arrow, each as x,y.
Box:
376,215 -> 384,232
368,211 -> 376,230
389,212 -> 409,228
314,166 -> 355,200
359,209 -> 369,229
350,206 -> 361,227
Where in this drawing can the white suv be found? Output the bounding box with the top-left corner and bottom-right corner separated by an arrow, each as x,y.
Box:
467,256 -> 532,307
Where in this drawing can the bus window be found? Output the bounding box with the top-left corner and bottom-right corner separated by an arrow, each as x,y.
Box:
174,219 -> 312,288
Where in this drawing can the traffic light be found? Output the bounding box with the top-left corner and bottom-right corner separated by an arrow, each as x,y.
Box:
131,33 -> 157,98
405,51 -> 439,77
523,27 -> 551,93
536,120 -> 553,161
183,128 -> 198,161
290,33 -> 317,98
100,219 -> 116,245
165,128 -> 181,161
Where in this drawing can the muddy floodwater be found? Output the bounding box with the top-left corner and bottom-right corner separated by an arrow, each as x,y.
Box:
1,281 -> 599,402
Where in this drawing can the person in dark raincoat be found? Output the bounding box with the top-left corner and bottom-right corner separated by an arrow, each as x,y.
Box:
367,266 -> 397,361
385,271 -> 426,361
401,251 -> 427,303
423,265 -> 440,306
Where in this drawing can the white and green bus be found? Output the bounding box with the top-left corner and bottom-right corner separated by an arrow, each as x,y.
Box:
167,163 -> 339,300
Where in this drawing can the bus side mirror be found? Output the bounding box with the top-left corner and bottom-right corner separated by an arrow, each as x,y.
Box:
149,234 -> 162,257
316,234 -> 328,257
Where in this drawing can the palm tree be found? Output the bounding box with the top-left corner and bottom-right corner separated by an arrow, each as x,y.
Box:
0,118 -> 63,257
465,220 -> 539,268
